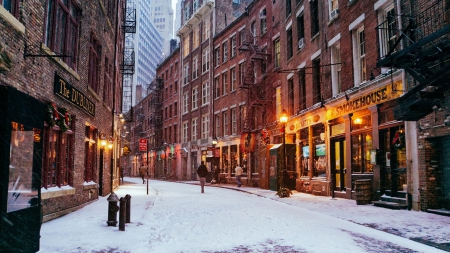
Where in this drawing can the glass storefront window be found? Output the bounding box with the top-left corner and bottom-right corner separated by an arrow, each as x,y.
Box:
352,114 -> 371,131
351,132 -> 373,173
8,122 -> 39,213
299,128 -> 309,177
313,124 -> 326,177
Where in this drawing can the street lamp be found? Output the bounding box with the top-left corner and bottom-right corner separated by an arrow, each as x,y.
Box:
163,142 -> 168,180
278,109 -> 290,198
212,138 -> 218,184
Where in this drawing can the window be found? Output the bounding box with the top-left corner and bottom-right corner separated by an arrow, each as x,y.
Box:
351,131 -> 373,174
193,26 -> 200,49
193,0 -> 199,11
214,77 -> 220,99
192,56 -> 199,79
288,78 -> 294,115
1,0 -> 19,17
286,0 -> 292,18
276,87 -> 282,118
298,69 -> 306,111
222,111 -> 228,136
260,9 -> 267,35
231,108 -> 237,135
169,104 -> 172,118
214,47 -> 221,67
331,43 -> 342,96
88,33 -> 101,93
251,21 -> 256,42
379,5 -> 398,59
103,57 -> 112,106
353,27 -> 366,84
239,62 -> 245,85
222,72 -> 228,96
42,120 -> 74,188
215,114 -> 220,137
183,35 -> 190,58
202,18 -> 210,41
192,87 -> 198,110
222,42 -> 228,62
239,105 -> 246,132
231,36 -> 237,58
202,82 -> 210,105
286,27 -> 293,60
312,58 -> 321,104
192,118 -> 198,141
297,14 -> 305,50
230,67 -> 237,92
183,121 -> 188,142
201,114 -> 209,139
174,102 -> 178,116
183,65 -> 189,85
183,92 -> 189,113
184,4 -> 190,21
173,125 -> 177,143
329,0 -> 339,19
202,47 -> 210,73
84,126 -> 97,182
44,0 -> 80,69
274,39 -> 281,67
310,0 -> 319,36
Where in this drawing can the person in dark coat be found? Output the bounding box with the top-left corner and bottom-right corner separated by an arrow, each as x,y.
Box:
139,164 -> 146,184
197,161 -> 208,193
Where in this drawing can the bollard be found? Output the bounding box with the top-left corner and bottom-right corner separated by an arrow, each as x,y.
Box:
119,197 -> 127,231
125,194 -> 131,223
106,192 -> 120,226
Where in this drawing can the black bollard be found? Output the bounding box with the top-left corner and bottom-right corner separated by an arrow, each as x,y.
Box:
125,194 -> 131,223
119,197 -> 127,231
106,193 -> 119,226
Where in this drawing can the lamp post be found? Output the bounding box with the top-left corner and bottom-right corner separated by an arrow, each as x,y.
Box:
279,109 -> 288,196
99,134 -> 107,196
163,142 -> 168,180
212,138 -> 218,183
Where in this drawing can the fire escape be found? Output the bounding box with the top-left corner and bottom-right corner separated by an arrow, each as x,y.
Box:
238,28 -> 273,133
121,0 -> 136,114
376,1 -> 450,121
148,78 -> 164,150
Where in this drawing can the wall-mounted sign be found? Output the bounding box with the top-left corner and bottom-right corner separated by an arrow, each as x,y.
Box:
139,138 -> 147,152
326,81 -> 402,120
54,73 -> 95,116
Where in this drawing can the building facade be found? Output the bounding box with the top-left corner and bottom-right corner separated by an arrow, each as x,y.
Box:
0,0 -> 124,250
149,0 -> 175,55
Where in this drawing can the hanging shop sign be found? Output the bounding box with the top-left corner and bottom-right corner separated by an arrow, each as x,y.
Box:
139,138 -> 147,152
54,73 -> 95,116
326,81 -> 402,120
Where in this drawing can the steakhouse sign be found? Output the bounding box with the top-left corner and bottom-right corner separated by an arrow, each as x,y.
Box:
326,81 -> 402,120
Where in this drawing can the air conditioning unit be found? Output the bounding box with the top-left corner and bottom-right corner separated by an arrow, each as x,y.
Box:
330,9 -> 340,19
298,38 -> 305,49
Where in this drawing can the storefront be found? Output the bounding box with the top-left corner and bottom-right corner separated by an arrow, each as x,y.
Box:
285,108 -> 328,195
326,81 -> 404,200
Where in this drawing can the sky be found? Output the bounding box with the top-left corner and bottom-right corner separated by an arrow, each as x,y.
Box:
38,177 -> 450,253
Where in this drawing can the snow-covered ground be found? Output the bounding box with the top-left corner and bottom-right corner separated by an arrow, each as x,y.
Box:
38,177 -> 450,253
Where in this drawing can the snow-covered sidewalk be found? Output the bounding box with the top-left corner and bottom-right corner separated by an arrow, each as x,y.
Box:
200,180 -> 450,251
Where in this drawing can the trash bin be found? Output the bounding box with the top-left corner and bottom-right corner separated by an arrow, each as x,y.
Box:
355,179 -> 372,205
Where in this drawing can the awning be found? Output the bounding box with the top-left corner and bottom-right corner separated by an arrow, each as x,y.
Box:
269,144 -> 282,156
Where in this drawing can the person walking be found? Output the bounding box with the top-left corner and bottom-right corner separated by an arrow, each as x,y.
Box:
235,164 -> 243,187
139,164 -> 146,184
197,161 -> 208,193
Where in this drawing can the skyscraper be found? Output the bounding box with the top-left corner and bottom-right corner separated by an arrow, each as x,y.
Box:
149,0 -> 174,56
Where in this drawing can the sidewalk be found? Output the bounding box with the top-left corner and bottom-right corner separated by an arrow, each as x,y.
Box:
183,180 -> 450,252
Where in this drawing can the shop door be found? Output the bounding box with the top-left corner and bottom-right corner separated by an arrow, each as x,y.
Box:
0,87 -> 44,252
331,138 -> 346,191
379,127 -> 407,198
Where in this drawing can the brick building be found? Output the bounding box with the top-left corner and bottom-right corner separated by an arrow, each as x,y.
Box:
0,1 -> 124,248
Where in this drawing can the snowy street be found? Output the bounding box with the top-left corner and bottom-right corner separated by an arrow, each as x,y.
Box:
39,178 -> 450,253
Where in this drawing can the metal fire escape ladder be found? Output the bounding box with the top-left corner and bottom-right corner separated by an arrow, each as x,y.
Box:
376,1 -> 450,120
121,0 -> 136,114
148,78 -> 164,149
238,29 -> 272,132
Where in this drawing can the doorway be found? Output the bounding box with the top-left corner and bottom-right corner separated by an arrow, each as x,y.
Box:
331,138 -> 346,191
379,126 -> 407,198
